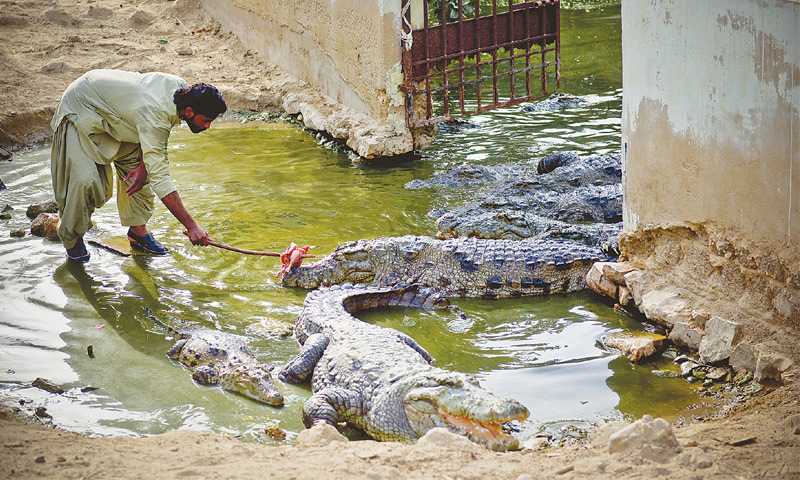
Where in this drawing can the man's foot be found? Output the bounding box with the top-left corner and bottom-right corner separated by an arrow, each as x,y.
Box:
66,237 -> 90,262
128,229 -> 169,255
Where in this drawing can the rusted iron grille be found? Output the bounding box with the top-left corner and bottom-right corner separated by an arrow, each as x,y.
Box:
401,0 -> 560,128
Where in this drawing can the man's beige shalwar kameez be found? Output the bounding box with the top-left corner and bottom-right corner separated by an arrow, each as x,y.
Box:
50,69 -> 188,248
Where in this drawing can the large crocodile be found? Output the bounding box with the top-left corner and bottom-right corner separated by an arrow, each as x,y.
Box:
281,235 -> 609,297
278,284 -> 529,450
145,307 -> 284,406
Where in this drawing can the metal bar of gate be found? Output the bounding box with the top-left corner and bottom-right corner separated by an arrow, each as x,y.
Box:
401,0 -> 560,129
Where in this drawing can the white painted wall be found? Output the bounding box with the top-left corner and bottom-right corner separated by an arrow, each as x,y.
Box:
622,0 -> 799,256
199,0 -> 408,134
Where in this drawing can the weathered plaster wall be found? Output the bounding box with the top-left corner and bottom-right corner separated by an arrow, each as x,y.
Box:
198,0 -> 416,156
621,0 -> 799,259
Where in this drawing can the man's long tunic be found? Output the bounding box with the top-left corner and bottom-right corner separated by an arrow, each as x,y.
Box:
50,69 -> 188,248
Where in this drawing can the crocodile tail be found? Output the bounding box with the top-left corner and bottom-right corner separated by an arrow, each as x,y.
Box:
143,306 -> 180,337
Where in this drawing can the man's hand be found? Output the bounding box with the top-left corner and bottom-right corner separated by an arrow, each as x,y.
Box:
184,225 -> 211,246
124,161 -> 148,195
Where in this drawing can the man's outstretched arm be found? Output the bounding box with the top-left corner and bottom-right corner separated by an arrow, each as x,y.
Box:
161,191 -> 211,246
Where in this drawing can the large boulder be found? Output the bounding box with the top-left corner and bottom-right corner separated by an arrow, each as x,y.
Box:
638,290 -> 692,327
698,317 -> 741,364
607,415 -> 682,463
605,331 -> 666,362
294,423 -> 348,447
668,322 -> 703,350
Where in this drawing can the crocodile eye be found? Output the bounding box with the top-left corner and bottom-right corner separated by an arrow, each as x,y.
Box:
400,247 -> 421,262
342,250 -> 368,261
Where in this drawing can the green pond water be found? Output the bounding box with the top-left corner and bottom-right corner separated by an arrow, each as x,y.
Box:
0,2 -> 708,445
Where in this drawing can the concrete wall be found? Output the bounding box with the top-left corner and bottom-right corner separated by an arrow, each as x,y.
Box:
199,0 -> 411,144
621,0 -> 799,258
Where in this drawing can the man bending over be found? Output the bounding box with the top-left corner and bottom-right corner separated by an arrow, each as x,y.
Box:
50,69 -> 226,262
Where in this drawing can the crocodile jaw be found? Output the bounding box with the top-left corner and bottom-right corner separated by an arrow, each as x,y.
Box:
234,375 -> 284,406
403,382 -> 529,451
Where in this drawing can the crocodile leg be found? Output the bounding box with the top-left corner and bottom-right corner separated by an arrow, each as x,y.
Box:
192,365 -> 220,385
278,333 -> 329,383
166,338 -> 187,359
302,387 -> 363,428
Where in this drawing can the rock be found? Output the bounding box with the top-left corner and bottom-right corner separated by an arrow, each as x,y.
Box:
607,415 -> 682,463
128,10 -> 154,28
638,289 -> 692,327
175,46 -> 193,55
677,446 -> 713,469
618,285 -> 634,307
416,427 -> 484,452
705,366 -> 730,382
601,262 -> 636,284
30,213 -> 60,240
680,360 -> 701,378
294,423 -> 348,447
590,421 -> 630,448
622,269 -> 648,306
668,322 -> 703,350
782,414 -> 800,436
522,436 -> 549,450
263,423 -> 286,440
0,178 -> 5,191
586,262 -> 617,298
698,317 -> 741,364
604,331 -> 666,362
0,15 -> 29,27
729,343 -> 758,374
0,204 -> 12,219
44,7 -> 81,26
754,353 -> 793,383
32,377 -> 64,394
86,5 -> 113,18
0,147 -> 10,160
39,61 -> 70,74
10,229 -> 25,237
26,199 -> 59,219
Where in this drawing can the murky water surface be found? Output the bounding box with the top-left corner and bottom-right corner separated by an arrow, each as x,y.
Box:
0,3 -> 705,444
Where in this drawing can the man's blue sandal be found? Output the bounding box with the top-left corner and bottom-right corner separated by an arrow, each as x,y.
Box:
66,237 -> 90,262
128,230 -> 169,255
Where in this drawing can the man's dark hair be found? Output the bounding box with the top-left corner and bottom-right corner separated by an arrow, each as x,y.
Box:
173,83 -> 227,118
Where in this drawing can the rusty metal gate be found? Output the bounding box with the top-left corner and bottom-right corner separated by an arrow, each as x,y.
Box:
400,0 -> 560,128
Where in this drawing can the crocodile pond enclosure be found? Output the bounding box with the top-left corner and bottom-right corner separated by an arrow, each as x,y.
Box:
0,2 -> 719,446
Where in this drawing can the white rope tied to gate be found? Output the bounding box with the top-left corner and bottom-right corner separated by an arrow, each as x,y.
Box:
401,0 -> 413,51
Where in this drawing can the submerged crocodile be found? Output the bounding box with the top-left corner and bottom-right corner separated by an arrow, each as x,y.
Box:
405,152 -> 621,193
278,284 -> 529,450
145,308 -> 284,406
281,235 -> 609,297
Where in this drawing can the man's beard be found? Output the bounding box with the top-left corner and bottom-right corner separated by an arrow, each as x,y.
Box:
188,121 -> 206,134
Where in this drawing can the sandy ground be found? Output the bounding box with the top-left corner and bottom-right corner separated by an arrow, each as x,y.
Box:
1,0 -> 799,478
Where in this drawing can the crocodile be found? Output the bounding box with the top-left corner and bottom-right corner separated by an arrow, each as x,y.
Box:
436,209 -> 623,248
145,308 -> 284,406
277,284 -> 529,450
404,152 -> 621,192
281,235 -> 609,297
522,93 -> 589,112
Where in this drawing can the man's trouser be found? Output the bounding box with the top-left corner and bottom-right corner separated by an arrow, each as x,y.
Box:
51,117 -> 155,249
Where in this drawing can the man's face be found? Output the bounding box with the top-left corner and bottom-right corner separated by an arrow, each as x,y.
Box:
181,107 -> 215,134
186,113 -> 214,133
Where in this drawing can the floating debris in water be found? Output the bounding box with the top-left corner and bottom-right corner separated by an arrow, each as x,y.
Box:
32,377 -> 64,394
263,423 -> 287,440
